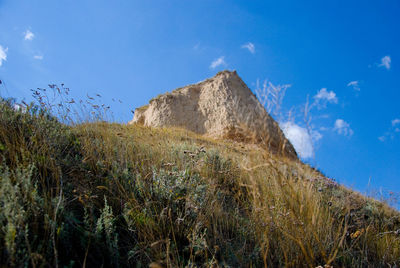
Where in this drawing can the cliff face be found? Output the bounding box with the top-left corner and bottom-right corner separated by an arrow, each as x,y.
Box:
130,70 -> 297,159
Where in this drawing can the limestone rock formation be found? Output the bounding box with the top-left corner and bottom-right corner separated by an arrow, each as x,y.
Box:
129,70 -> 297,159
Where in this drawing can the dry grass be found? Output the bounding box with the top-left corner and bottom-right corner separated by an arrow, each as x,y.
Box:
0,97 -> 399,267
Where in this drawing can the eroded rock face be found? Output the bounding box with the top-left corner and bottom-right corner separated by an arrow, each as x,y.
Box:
130,70 -> 297,159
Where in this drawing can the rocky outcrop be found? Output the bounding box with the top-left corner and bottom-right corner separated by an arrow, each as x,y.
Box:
129,70 -> 297,159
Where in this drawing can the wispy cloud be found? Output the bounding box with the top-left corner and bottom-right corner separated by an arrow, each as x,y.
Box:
281,121 -> 315,159
210,56 -> 226,69
393,119 -> 400,134
378,55 -> 391,70
193,43 -> 200,50
379,118 -> 400,142
392,118 -> 400,126
13,103 -> 27,112
0,45 -> 8,67
347,81 -> 360,91
241,42 -> 255,54
334,119 -> 353,136
33,55 -> 43,60
378,136 -> 386,142
314,88 -> 338,104
24,29 -> 35,41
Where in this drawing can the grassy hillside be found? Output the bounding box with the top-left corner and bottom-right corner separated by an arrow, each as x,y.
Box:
0,98 -> 399,267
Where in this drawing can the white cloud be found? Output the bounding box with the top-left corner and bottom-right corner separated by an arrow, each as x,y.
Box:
347,81 -> 360,91
241,42 -> 255,54
319,126 -> 330,131
281,122 -> 314,159
33,55 -> 43,60
210,56 -> 226,69
391,118 -> 400,126
314,88 -> 338,104
13,103 -> 26,113
24,30 -> 35,41
334,119 -> 353,136
378,55 -> 391,70
13,103 -> 26,112
312,130 -> 323,141
0,45 -> 8,67
378,119 -> 400,142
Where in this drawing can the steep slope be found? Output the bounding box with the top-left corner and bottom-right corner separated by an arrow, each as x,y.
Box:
1,96 -> 399,267
130,70 -> 297,159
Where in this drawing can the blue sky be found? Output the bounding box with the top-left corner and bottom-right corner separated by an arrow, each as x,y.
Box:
0,0 -> 399,202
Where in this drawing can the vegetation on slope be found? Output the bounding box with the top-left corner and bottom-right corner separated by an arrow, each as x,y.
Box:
0,97 -> 399,267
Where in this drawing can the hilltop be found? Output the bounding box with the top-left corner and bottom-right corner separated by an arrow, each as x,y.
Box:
0,84 -> 399,267
130,70 -> 297,159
